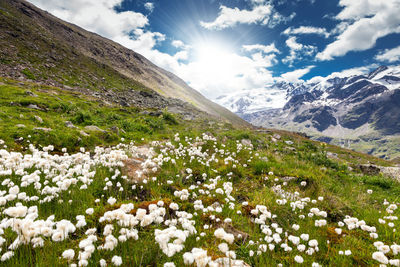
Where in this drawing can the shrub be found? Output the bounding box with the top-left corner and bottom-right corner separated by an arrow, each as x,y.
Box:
72,110 -> 93,125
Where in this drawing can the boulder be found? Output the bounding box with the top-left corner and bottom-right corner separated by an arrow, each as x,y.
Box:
34,115 -> 43,123
34,127 -> 52,132
84,125 -> 105,132
358,164 -> 381,176
27,104 -> 41,110
109,126 -> 120,135
79,130 -> 89,137
65,121 -> 77,128
241,139 -> 252,147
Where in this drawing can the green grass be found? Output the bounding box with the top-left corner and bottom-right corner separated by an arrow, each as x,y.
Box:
0,78 -> 399,266
0,78 -> 219,152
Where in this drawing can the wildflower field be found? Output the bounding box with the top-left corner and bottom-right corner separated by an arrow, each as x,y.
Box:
0,79 -> 399,266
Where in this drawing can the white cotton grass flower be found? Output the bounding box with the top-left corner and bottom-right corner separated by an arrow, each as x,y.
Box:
1,251 -> 14,262
300,234 -> 309,241
218,243 -> 229,253
372,251 -> 388,264
169,202 -> 179,211
107,197 -> 117,205
294,255 -> 304,263
62,249 -> 75,260
86,208 -> 94,215
308,239 -> 318,247
164,262 -> 176,267
111,255 -> 122,266
292,224 -> 300,231
214,228 -> 234,244
183,252 -> 194,265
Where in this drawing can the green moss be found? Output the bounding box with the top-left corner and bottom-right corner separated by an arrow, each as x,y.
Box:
21,68 -> 36,80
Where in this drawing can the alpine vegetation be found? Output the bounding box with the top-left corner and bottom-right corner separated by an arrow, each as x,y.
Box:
0,132 -> 399,266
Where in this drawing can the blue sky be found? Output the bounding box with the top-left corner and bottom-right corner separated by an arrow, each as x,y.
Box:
29,0 -> 400,98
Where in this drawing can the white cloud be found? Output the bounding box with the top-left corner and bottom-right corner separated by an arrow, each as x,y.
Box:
317,0 -> 400,61
113,29 -> 165,54
281,65 -> 315,83
200,5 -> 272,30
242,43 -> 279,54
174,51 -> 189,61
176,48 -> 275,98
251,52 -> 278,67
268,11 -> 296,28
172,40 -> 185,48
283,26 -> 330,38
249,0 -> 267,4
282,37 -> 317,66
375,45 -> 400,62
307,64 -> 378,83
29,0 -> 148,40
200,3 -> 294,30
144,2 -> 154,12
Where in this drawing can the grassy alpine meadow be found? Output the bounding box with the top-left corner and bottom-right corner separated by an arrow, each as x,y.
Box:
0,78 -> 400,266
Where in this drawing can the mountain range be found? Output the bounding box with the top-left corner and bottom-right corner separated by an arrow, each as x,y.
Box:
217,65 -> 400,160
1,0 -> 399,161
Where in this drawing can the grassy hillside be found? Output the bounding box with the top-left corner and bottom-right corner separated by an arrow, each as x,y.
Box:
0,79 -> 399,266
0,0 -> 248,127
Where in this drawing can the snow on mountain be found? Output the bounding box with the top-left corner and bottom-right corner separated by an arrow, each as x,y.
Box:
217,65 -> 400,116
215,86 -> 288,114
215,65 -> 400,159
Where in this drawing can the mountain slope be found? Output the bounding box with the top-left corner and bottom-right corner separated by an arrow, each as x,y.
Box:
1,77 -> 400,267
0,0 -> 248,127
218,65 -> 400,160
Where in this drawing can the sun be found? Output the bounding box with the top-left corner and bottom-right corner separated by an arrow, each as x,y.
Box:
192,41 -> 237,79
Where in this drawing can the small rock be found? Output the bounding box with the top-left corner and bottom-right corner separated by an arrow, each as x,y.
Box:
34,115 -> 43,123
285,140 -> 294,145
273,134 -> 281,140
348,166 -> 353,172
25,91 -> 38,97
16,124 -> 26,128
327,152 -> 338,159
241,139 -> 252,147
119,100 -> 129,107
34,127 -> 52,132
80,130 -> 89,137
109,126 -> 120,135
136,146 -> 156,159
380,167 -> 400,182
358,164 -> 380,176
84,125 -> 105,132
27,104 -> 41,110
65,121 -> 77,128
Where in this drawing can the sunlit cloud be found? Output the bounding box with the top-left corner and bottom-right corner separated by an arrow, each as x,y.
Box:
283,26 -> 330,38
282,37 -> 317,66
242,43 -> 279,54
280,65 -> 315,83
316,0 -> 400,61
375,45 -> 400,63
144,2 -> 154,12
200,3 -> 294,30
